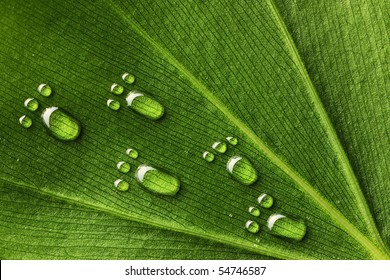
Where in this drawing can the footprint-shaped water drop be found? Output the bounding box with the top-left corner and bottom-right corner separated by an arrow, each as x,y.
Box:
212,141 -> 227,154
114,179 -> 129,192
110,83 -> 124,95
257,193 -> 273,208
37,83 -> 52,97
248,206 -> 260,217
135,164 -> 180,196
126,91 -> 164,120
202,151 -> 215,162
19,115 -> 32,128
126,148 -> 139,159
122,72 -> 135,84
267,213 -> 306,241
107,99 -> 121,110
245,220 -> 260,233
226,136 -> 238,145
226,156 -> 258,185
41,107 -> 81,141
117,161 -> 130,173
24,98 -> 39,111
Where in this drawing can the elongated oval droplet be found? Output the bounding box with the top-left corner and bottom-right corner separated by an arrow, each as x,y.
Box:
126,91 -> 164,120
107,99 -> 120,110
110,83 -> 124,95
248,206 -> 260,217
41,107 -> 81,141
126,148 -> 139,159
117,161 -> 130,173
212,141 -> 227,154
267,213 -> 306,241
24,98 -> 39,111
19,115 -> 32,128
114,179 -> 129,192
135,164 -> 180,196
122,72 -> 135,84
227,156 -> 258,185
37,83 -> 52,97
257,193 -> 273,208
226,136 -> 238,145
245,220 -> 260,233
202,151 -> 214,162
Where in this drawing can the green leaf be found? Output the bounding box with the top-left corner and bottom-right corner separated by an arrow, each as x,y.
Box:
0,0 -> 388,259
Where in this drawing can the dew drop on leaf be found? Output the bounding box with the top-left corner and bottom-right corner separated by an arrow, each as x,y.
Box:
19,115 -> 32,128
122,72 -> 135,84
110,83 -> 124,95
245,220 -> 260,233
126,148 -> 139,159
267,213 -> 306,241
114,179 -> 129,192
41,106 -> 81,141
135,164 -> 180,196
117,161 -> 130,173
37,83 -> 52,97
107,99 -> 121,110
202,151 -> 215,162
226,136 -> 238,145
126,90 -> 165,120
227,156 -> 258,185
24,98 -> 39,111
257,193 -> 274,208
212,141 -> 227,154
248,206 -> 260,217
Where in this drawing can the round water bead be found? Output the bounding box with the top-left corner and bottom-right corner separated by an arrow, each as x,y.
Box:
24,98 -> 39,111
202,151 -> 215,162
248,206 -> 260,217
126,148 -> 139,159
107,99 -> 121,110
122,72 -> 135,84
226,136 -> 238,145
114,179 -> 129,192
257,193 -> 274,208
37,83 -> 52,97
19,115 -> 32,128
245,220 -> 260,234
117,161 -> 130,173
212,141 -> 227,154
227,155 -> 258,185
110,83 -> 124,95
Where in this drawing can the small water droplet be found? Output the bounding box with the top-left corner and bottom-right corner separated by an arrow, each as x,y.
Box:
110,83 -> 124,95
228,213 -> 233,218
24,98 -> 39,111
19,115 -> 32,128
248,206 -> 260,217
212,141 -> 227,153
114,179 -> 129,191
37,83 -> 52,97
107,99 -> 121,110
135,164 -> 180,196
267,213 -> 306,241
227,156 -> 258,185
122,72 -> 135,84
257,193 -> 273,208
41,107 -> 81,141
226,136 -> 238,145
126,148 -> 139,159
117,161 -> 130,173
245,220 -> 260,233
202,151 -> 215,162
126,90 -> 164,120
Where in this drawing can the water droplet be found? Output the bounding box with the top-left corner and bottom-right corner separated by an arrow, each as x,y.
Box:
226,156 -> 258,185
257,193 -> 273,208
126,148 -> 139,159
122,72 -> 135,84
248,206 -> 260,217
19,115 -> 32,128
135,164 -> 180,196
41,107 -> 81,141
24,98 -> 39,111
37,83 -> 52,97
226,136 -> 238,145
114,179 -> 129,191
110,83 -> 124,95
267,213 -> 306,241
202,151 -> 214,162
107,99 -> 121,110
212,141 -> 227,153
126,91 -> 165,120
245,220 -> 260,233
228,213 -> 233,218
117,161 -> 130,173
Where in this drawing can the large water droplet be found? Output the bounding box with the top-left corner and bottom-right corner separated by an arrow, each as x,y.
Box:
248,206 -> 260,217
24,98 -> 39,111
202,151 -> 215,162
126,91 -> 165,120
37,83 -> 52,97
41,107 -> 81,141
245,220 -> 260,233
114,179 -> 129,192
226,136 -> 238,145
107,99 -> 121,110
135,164 -> 180,196
126,148 -> 139,159
117,161 -> 130,173
226,156 -> 258,185
122,72 -> 135,84
110,83 -> 124,95
267,213 -> 306,241
19,115 -> 32,128
257,193 -> 273,208
212,141 -> 227,154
